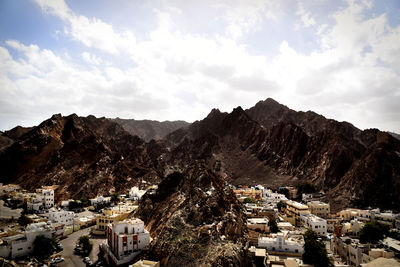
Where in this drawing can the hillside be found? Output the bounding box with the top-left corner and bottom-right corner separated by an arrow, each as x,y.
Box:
134,162 -> 251,266
110,118 -> 189,142
165,99 -> 400,211
1,99 -> 399,211
0,114 -> 167,201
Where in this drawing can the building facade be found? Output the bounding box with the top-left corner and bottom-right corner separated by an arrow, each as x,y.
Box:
102,219 -> 150,266
48,208 -> 75,225
27,188 -> 54,212
307,201 -> 330,218
258,233 -> 304,255
0,222 -> 53,259
300,213 -> 327,236
285,200 -> 310,226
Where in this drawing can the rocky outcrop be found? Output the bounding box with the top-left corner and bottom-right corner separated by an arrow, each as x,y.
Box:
110,118 -> 189,142
134,162 -> 252,267
165,99 -> 400,212
1,98 -> 399,212
0,114 -> 166,201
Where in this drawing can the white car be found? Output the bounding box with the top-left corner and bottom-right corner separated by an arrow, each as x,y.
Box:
51,257 -> 64,263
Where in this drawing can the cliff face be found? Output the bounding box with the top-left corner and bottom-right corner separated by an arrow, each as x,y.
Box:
0,114 -> 166,200
1,98 -> 399,212
165,100 -> 400,211
110,118 -> 189,142
134,163 -> 251,267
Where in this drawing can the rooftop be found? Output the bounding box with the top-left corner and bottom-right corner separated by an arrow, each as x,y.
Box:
307,201 -> 329,206
286,200 -> 308,210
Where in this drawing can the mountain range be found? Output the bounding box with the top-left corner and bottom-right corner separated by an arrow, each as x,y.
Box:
1,98 -> 399,212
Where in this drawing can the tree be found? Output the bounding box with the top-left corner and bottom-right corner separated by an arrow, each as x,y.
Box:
243,197 -> 256,204
69,200 -> 83,211
296,182 -> 315,199
359,221 -> 390,244
278,187 -> 290,199
33,235 -> 54,261
268,219 -> 279,233
303,229 -> 332,267
80,197 -> 90,207
277,201 -> 286,212
78,235 -> 93,256
17,214 -> 32,227
111,193 -> 120,204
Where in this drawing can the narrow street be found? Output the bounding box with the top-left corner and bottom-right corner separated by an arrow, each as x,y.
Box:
57,227 -> 106,267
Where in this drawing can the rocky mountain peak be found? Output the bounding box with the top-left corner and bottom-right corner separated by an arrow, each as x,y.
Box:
134,162 -> 250,266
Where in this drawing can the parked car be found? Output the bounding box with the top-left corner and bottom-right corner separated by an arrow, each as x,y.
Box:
51,257 -> 64,263
95,260 -> 106,266
74,246 -> 82,254
83,257 -> 91,263
56,243 -> 63,251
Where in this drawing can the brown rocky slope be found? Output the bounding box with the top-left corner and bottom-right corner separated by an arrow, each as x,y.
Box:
134,162 -> 252,267
0,114 -> 167,200
110,118 -> 189,142
165,100 -> 400,211
1,98 -> 399,212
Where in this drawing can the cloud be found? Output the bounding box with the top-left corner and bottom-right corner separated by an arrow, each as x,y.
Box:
1,0 -> 399,134
296,2 -> 316,28
81,52 -> 102,65
35,0 -> 136,55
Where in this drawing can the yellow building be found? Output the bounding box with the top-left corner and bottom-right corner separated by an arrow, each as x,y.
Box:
307,201 -> 330,218
285,200 -> 310,226
234,188 -> 263,200
92,203 -> 137,235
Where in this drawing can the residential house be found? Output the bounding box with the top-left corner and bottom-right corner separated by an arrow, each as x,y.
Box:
307,201 -> 330,218
0,222 -> 53,259
285,200 -> 310,226
258,232 -> 304,255
49,208 -> 75,225
300,213 -> 327,236
101,219 -> 150,266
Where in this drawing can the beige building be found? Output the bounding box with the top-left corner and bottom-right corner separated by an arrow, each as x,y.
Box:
338,208 -> 359,221
285,200 -> 310,226
93,203 -> 137,235
307,201 -> 330,218
234,188 -> 263,200
132,260 -> 160,267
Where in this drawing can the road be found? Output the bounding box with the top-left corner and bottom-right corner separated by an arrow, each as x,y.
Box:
57,227 -> 106,267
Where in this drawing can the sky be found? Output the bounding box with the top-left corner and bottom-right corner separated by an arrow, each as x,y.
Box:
0,0 -> 399,133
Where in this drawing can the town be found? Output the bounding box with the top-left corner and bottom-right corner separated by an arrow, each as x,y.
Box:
0,182 -> 399,267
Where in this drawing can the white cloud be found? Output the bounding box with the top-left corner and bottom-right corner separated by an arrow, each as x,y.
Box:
81,52 -> 102,65
1,0 -> 399,134
296,2 -> 316,28
34,0 -> 136,55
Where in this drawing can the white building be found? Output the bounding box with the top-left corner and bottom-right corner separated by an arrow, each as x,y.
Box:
129,187 -> 146,200
258,233 -> 304,254
247,218 -> 269,232
27,188 -> 54,212
374,211 -> 397,226
90,195 -> 111,206
0,184 -> 20,195
48,208 -> 75,225
101,218 -> 150,266
300,213 -> 327,236
0,222 -> 53,259
264,189 -> 288,203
